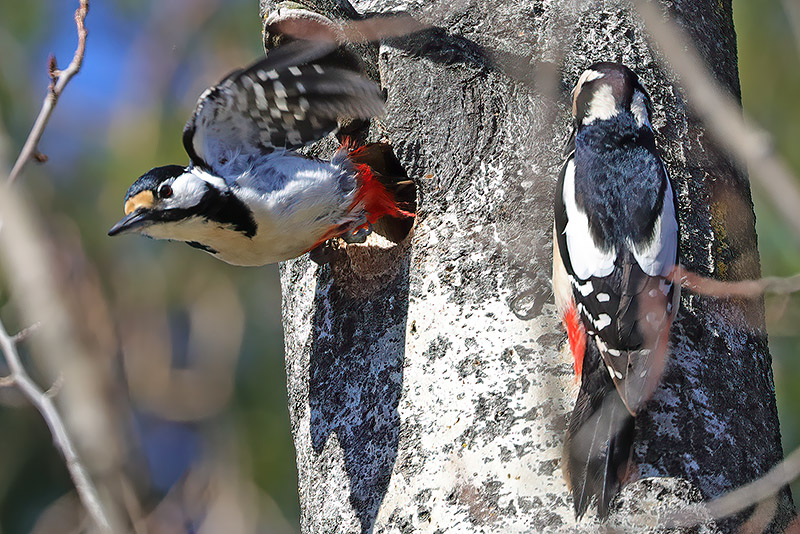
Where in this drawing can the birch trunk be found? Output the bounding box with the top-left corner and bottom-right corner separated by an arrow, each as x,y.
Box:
264,0 -> 794,531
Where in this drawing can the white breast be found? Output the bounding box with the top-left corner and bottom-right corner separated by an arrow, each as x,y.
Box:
218,152 -> 360,266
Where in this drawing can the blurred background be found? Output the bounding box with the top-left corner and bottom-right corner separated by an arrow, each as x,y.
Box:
0,1 -> 296,532
0,0 -> 798,532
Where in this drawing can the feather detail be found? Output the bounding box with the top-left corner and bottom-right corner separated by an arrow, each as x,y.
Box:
564,303 -> 587,376
303,142 -> 415,253
351,162 -> 415,223
564,342 -> 635,519
345,142 -> 416,223
182,39 -> 385,174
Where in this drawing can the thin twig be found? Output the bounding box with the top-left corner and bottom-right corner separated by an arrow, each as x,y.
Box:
673,265 -> 800,298
12,321 -> 42,343
664,446 -> 800,528
45,374 -> 65,399
631,2 -> 800,526
7,0 -> 88,184
634,0 -> 800,244
781,0 -> 800,58
0,318 -> 112,533
705,447 -> 800,520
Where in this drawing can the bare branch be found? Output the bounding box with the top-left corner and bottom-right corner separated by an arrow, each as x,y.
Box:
45,374 -> 65,399
664,446 -> 800,529
0,318 -> 111,532
12,321 -> 42,343
0,375 -> 14,387
634,0 -> 800,244
673,265 -> 800,298
266,9 -> 429,43
629,6 -> 800,524
705,447 -> 800,521
781,0 -> 800,58
7,0 -> 88,184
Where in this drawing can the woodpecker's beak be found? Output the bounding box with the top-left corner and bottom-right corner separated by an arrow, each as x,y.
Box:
108,209 -> 154,236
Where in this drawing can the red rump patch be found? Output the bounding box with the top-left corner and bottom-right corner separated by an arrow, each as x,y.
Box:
351,161 -> 414,223
343,141 -> 415,223
563,304 -> 586,376
304,141 -> 415,253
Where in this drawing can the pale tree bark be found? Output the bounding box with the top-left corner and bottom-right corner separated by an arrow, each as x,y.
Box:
262,0 -> 793,532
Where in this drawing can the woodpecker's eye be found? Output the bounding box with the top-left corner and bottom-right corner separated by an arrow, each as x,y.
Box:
158,184 -> 173,199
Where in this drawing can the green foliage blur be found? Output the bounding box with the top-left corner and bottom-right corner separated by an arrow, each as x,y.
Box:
0,0 -> 798,531
734,0 -> 800,503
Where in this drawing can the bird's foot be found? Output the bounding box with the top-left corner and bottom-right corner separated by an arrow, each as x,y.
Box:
341,224 -> 372,244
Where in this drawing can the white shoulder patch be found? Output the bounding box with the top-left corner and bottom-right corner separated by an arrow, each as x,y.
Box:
630,89 -> 652,129
630,172 -> 678,277
561,159 -> 616,279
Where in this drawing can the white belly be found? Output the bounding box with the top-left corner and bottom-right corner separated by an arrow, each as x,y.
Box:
210,153 -> 360,266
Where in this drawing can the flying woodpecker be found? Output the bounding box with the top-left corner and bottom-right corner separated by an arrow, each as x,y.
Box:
109,39 -> 414,266
553,63 -> 680,519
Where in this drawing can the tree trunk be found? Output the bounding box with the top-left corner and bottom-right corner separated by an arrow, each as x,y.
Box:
265,0 -> 794,531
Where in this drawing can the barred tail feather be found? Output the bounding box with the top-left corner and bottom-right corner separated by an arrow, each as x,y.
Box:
564,342 -> 635,519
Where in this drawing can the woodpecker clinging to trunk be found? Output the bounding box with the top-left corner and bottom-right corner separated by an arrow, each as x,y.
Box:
109,39 -> 414,266
553,63 -> 680,519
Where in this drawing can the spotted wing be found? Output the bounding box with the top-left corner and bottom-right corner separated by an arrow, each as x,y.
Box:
555,155 -> 679,414
579,256 -> 678,414
182,39 -> 385,174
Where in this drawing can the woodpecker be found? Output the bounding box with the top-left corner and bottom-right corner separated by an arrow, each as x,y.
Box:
553,63 -> 679,519
109,39 -> 413,266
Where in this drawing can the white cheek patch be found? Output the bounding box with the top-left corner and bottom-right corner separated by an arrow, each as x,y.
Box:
582,84 -> 618,125
166,172 -> 209,210
630,89 -> 652,128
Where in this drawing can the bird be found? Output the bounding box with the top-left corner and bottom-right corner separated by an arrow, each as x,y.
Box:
552,62 -> 680,519
109,39 -> 414,266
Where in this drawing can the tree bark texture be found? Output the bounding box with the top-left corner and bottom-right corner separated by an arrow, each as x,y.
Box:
264,0 -> 793,532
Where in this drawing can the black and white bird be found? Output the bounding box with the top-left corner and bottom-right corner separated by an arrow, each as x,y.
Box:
109,39 -> 413,266
552,63 -> 680,519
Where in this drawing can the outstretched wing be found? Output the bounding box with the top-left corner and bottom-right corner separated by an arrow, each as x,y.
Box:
182,39 -> 385,174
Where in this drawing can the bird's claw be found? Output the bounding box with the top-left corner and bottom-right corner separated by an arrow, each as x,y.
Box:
342,224 -> 371,244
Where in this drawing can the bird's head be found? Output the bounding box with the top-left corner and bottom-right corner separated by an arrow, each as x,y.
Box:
571,62 -> 653,129
109,165 -> 210,238
108,165 -> 256,249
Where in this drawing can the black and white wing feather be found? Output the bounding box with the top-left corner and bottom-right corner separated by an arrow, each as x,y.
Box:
557,154 -> 679,415
557,137 -> 679,518
182,39 -> 385,174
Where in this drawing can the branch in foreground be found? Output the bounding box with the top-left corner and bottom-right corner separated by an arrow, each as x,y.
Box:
634,0 -> 800,245
663,445 -> 800,529
0,318 -> 112,533
674,265 -> 800,298
7,0 -> 88,184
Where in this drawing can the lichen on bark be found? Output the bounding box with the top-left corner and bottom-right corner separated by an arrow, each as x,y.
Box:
266,0 -> 794,531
